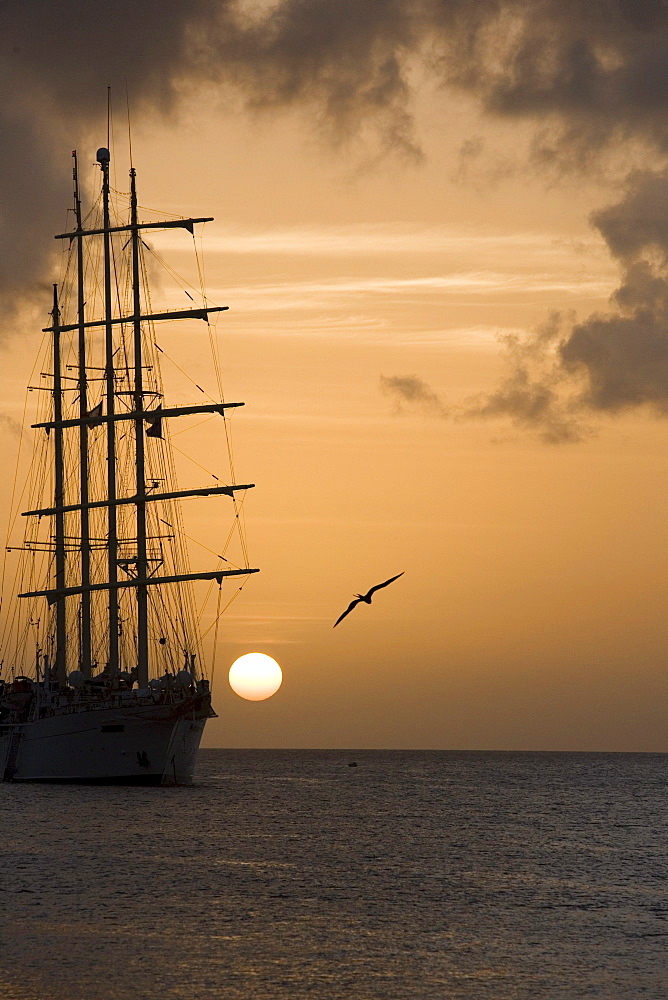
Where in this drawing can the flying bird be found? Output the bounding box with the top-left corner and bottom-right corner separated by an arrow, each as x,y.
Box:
333,572 -> 405,627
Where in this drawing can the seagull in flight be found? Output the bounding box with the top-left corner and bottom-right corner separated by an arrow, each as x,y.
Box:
333,572 -> 405,627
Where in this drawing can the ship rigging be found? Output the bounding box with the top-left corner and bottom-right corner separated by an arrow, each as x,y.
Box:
0,146 -> 258,783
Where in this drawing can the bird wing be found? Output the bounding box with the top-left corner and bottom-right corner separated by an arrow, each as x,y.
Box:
333,597 -> 362,627
367,571 -> 405,598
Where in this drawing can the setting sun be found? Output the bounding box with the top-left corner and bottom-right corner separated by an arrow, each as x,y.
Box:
229,653 -> 283,702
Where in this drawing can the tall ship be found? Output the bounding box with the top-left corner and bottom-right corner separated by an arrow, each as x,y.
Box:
0,146 -> 258,783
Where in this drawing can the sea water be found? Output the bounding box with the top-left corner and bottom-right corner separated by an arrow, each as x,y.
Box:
0,750 -> 665,999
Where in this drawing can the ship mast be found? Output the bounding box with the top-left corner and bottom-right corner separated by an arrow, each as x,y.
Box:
99,147 -> 120,675
51,285 -> 67,687
73,152 -> 92,678
130,167 -> 149,687
21,149 -> 260,678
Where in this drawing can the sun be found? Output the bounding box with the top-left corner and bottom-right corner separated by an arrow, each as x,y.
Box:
228,652 -> 283,701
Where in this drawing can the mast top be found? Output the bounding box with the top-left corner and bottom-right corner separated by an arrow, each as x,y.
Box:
96,147 -> 110,166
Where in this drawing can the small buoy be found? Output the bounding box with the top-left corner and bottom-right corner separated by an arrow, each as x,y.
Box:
348,761 -> 358,767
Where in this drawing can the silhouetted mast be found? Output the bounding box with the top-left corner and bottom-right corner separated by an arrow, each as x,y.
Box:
51,285 -> 67,687
73,151 -> 92,678
22,149 -> 260,678
130,167 -> 149,688
99,146 -> 120,674
3,144 -> 261,785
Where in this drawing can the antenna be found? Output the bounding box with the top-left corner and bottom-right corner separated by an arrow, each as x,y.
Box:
126,79 -> 134,169
106,86 -> 118,190
72,150 -> 80,217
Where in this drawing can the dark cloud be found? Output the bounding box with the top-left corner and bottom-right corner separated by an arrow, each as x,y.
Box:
592,169 -> 668,262
463,314 -> 587,444
0,108 -> 67,318
380,375 -> 447,417
558,170 -> 668,414
466,171 -> 668,436
561,306 -> 668,414
3,0 -> 668,430
0,0 -> 224,322
435,0 -> 668,159
0,0 -> 420,322
0,413 -> 21,438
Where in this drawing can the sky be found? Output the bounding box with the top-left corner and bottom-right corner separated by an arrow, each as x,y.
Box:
0,1 -> 666,751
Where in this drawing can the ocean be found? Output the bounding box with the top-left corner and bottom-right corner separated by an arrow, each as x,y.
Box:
0,750 -> 665,999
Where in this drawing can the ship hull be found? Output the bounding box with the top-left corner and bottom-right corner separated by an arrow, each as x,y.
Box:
0,697 -> 210,785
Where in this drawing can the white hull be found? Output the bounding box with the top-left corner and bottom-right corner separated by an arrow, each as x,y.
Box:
0,699 -> 209,785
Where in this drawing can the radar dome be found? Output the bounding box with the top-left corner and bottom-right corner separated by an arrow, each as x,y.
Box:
96,147 -> 110,165
68,670 -> 84,688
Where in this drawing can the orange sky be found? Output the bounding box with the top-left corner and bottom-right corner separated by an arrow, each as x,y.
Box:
1,46 -> 666,751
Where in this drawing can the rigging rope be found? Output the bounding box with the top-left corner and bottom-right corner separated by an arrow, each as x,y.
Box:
200,580 -> 249,643
210,581 -> 223,692
1,184 -> 256,682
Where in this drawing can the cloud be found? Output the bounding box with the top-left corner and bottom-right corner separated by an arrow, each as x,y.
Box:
557,172 -> 668,414
592,170 -> 668,261
383,315 -> 589,444
202,270 -> 606,313
380,374 -> 447,417
434,0 -> 668,169
483,172 -> 668,434
153,222 -> 593,257
463,313 -> 588,444
3,0 -> 668,431
0,413 -> 21,438
0,0 -> 424,323
0,0 -> 219,323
